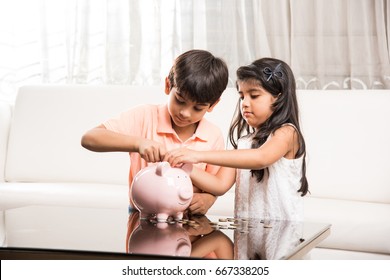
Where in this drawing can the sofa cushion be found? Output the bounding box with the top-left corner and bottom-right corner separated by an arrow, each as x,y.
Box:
0,182 -> 129,210
208,190 -> 235,217
298,90 -> 390,204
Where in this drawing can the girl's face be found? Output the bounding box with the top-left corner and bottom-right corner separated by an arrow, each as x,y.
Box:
237,79 -> 277,129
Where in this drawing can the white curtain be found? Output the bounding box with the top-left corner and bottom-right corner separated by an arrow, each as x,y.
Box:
291,0 -> 390,89
1,0 -> 389,103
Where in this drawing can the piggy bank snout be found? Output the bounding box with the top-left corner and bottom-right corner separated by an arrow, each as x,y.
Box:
179,185 -> 192,200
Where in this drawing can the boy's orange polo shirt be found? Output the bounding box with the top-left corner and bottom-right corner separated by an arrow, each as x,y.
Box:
103,104 -> 224,206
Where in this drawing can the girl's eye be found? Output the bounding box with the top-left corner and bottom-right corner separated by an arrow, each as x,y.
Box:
194,107 -> 203,112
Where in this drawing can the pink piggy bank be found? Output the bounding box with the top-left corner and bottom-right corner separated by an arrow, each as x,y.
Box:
130,162 -> 193,222
128,219 -> 192,257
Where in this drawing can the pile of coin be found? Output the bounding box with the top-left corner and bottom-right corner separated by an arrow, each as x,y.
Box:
179,218 -> 200,228
208,217 -> 273,232
145,216 -> 273,231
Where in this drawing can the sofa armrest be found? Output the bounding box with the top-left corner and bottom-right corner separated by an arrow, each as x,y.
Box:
0,101 -> 12,182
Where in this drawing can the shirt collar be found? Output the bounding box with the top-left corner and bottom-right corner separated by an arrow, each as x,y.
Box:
157,105 -> 175,134
157,105 -> 209,142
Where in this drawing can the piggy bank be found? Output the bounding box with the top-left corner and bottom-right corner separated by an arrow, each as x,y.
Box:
130,162 -> 193,222
128,218 -> 192,257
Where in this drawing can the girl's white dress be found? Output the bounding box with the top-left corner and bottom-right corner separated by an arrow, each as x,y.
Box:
234,127 -> 304,221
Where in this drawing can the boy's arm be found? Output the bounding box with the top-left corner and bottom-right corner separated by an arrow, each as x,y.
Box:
81,125 -> 166,162
81,125 -> 139,152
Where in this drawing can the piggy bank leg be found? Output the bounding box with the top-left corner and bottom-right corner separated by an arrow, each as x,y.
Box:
140,212 -> 150,220
156,213 -> 169,222
156,222 -> 168,229
174,212 -> 184,221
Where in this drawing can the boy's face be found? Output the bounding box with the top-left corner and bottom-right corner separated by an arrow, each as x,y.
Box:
165,80 -> 218,131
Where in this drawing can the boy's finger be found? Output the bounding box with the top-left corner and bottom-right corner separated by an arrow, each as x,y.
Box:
171,157 -> 181,167
159,147 -> 167,161
146,153 -> 153,163
143,154 -> 150,162
148,149 -> 158,162
153,149 -> 160,162
164,154 -> 176,165
161,153 -> 169,163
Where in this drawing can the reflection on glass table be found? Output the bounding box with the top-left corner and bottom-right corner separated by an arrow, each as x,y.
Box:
0,205 -> 330,260
234,219 -> 304,260
125,211 -> 329,260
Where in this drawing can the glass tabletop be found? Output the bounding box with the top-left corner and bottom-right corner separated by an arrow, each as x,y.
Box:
0,205 -> 330,260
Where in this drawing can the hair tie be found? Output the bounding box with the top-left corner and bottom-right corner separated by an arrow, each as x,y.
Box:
263,63 -> 283,81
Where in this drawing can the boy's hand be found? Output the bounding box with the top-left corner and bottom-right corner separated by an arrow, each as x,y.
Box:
188,192 -> 216,215
164,147 -> 200,167
138,139 -> 166,162
184,215 -> 214,236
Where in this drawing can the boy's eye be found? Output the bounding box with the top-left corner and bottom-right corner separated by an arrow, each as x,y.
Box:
194,107 -> 204,112
175,97 -> 185,104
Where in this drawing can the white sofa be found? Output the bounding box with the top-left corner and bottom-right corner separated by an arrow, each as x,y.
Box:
0,85 -> 389,260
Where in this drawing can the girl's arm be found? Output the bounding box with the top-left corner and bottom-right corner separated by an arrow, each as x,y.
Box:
190,166 -> 236,196
165,125 -> 297,169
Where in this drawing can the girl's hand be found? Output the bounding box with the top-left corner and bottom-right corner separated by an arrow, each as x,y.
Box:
164,147 -> 201,167
138,139 -> 166,162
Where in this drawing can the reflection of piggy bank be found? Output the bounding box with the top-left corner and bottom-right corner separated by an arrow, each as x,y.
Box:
130,162 -> 193,222
128,219 -> 192,257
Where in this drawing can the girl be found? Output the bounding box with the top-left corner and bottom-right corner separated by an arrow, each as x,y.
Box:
164,58 -> 308,221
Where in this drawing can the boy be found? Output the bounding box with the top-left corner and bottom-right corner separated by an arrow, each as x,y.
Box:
81,49 -> 229,215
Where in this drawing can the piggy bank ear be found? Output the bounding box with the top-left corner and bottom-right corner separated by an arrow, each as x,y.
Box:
181,163 -> 193,175
156,162 -> 171,176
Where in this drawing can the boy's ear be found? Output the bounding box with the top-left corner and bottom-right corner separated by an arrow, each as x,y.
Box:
164,77 -> 171,95
207,98 -> 220,113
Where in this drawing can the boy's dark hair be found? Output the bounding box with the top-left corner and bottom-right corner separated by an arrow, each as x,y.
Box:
168,50 -> 229,105
229,57 -> 308,196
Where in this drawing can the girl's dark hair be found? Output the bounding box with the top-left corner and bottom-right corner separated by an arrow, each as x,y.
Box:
168,49 -> 229,105
228,57 -> 308,196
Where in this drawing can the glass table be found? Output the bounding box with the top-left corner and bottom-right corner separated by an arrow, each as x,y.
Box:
0,205 -> 330,260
